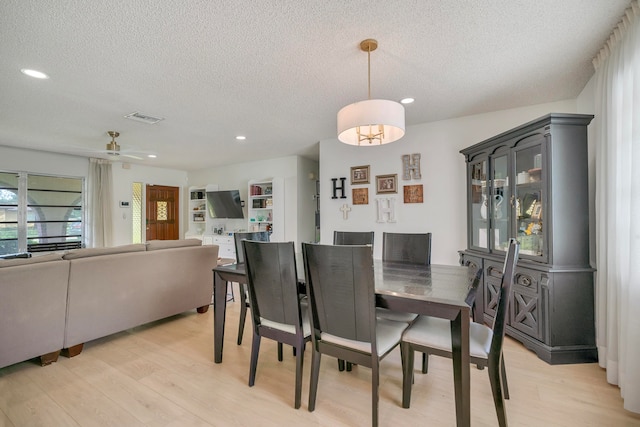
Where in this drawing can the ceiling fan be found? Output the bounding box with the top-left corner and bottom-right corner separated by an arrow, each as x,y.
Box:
97,131 -> 152,160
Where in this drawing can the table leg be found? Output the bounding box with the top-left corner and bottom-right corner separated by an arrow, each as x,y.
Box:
451,308 -> 471,427
214,271 -> 228,363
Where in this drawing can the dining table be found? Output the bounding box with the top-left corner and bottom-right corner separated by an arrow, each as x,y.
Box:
212,260 -> 474,427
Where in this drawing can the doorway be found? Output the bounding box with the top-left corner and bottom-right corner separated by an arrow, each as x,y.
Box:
146,185 -> 180,241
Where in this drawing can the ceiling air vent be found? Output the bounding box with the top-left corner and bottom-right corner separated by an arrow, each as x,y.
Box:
124,112 -> 164,124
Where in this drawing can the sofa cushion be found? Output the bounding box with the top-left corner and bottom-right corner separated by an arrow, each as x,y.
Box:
145,239 -> 202,251
0,252 -> 63,268
63,244 -> 147,260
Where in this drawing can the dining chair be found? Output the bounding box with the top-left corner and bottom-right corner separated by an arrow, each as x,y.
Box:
377,232 -> 432,325
382,232 -> 432,265
333,230 -> 374,246
332,231 -> 374,371
379,232 -> 433,369
233,231 -> 270,346
302,242 -> 407,427
400,239 -> 519,427
242,240 -> 311,409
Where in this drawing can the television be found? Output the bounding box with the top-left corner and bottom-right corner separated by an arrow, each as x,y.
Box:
206,190 -> 244,219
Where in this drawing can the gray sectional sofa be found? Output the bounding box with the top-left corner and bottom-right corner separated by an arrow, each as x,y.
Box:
0,239 -> 219,369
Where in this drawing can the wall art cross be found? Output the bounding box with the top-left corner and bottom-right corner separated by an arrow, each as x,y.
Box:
340,203 -> 351,220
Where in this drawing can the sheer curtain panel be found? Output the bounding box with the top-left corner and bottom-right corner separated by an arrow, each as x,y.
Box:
86,158 -> 113,248
593,0 -> 640,414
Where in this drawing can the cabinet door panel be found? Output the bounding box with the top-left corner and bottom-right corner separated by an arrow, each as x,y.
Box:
514,140 -> 547,261
490,153 -> 511,253
468,159 -> 489,251
510,268 -> 543,340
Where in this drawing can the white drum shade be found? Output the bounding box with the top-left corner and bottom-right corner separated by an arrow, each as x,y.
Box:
337,99 -> 405,146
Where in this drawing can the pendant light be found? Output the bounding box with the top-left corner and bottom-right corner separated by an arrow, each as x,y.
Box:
337,39 -> 405,146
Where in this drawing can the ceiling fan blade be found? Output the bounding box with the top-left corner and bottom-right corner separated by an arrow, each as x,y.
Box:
121,153 -> 144,160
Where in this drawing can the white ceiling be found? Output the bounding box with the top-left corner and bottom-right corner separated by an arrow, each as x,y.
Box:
0,1 -> 631,171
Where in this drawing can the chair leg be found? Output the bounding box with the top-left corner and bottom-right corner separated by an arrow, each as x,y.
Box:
488,358 -> 508,427
401,342 -> 415,409
371,358 -> 379,427
278,342 -> 283,361
248,333 -> 261,387
237,291 -> 248,345
338,359 -> 345,371
294,341 -> 305,409
346,362 -> 353,371
501,357 -> 510,400
421,352 -> 429,374
308,349 -> 321,412
227,281 -> 235,302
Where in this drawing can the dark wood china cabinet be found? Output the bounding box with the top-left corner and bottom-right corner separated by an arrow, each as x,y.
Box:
459,113 -> 596,364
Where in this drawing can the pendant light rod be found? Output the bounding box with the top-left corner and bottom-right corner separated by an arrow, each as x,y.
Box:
360,39 -> 378,100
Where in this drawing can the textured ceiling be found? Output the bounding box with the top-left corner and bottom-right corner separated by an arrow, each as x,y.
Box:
0,0 -> 631,171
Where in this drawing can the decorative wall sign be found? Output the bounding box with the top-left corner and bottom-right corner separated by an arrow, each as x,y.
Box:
350,165 -> 370,184
331,177 -> 347,199
339,203 -> 352,220
376,197 -> 397,223
402,153 -> 422,180
376,174 -> 397,194
352,188 -> 369,205
403,184 -> 424,203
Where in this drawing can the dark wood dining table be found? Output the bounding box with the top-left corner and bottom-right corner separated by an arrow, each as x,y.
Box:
212,260 -> 473,427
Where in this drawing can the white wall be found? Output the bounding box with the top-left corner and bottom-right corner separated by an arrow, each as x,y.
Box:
319,99 -> 578,265
297,156 -> 320,245
188,156 -> 319,244
0,146 -> 89,177
0,146 -> 190,247
110,162 -> 188,246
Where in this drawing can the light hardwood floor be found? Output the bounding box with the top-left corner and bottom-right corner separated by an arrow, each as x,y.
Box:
1,289 -> 639,427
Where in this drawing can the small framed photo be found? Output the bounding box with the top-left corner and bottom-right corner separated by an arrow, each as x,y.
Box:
352,188 -> 369,205
531,201 -> 543,220
403,185 -> 424,203
376,174 -> 397,194
350,165 -> 370,185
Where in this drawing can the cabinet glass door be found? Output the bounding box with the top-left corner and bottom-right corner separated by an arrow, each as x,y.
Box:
491,154 -> 510,252
515,144 -> 544,258
469,159 -> 488,250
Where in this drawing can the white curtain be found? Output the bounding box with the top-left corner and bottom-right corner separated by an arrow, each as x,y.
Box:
593,0 -> 640,414
86,158 -> 113,248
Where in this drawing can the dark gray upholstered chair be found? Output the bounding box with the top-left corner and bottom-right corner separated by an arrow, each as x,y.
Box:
302,243 -> 407,427
333,230 -> 375,246
332,231 -> 374,372
242,240 -> 311,409
233,231 -> 270,345
400,239 -> 519,427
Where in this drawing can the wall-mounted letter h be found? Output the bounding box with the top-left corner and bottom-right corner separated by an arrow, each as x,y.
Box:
332,177 -> 347,199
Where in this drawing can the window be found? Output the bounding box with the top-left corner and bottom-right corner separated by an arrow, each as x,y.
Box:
0,171 -> 84,255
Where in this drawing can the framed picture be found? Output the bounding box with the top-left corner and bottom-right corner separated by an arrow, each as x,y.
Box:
350,165 -> 370,185
403,184 -> 423,203
531,201 -> 543,220
352,188 -> 369,205
376,174 -> 397,194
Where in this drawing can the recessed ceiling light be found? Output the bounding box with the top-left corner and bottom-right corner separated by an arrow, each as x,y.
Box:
236,136 -> 246,141
147,154 -> 157,158
21,68 -> 49,79
400,98 -> 415,104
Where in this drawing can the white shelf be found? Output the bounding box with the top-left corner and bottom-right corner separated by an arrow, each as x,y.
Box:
248,178 -> 283,240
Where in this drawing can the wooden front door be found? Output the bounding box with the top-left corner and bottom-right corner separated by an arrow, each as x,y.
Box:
146,185 -> 179,241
